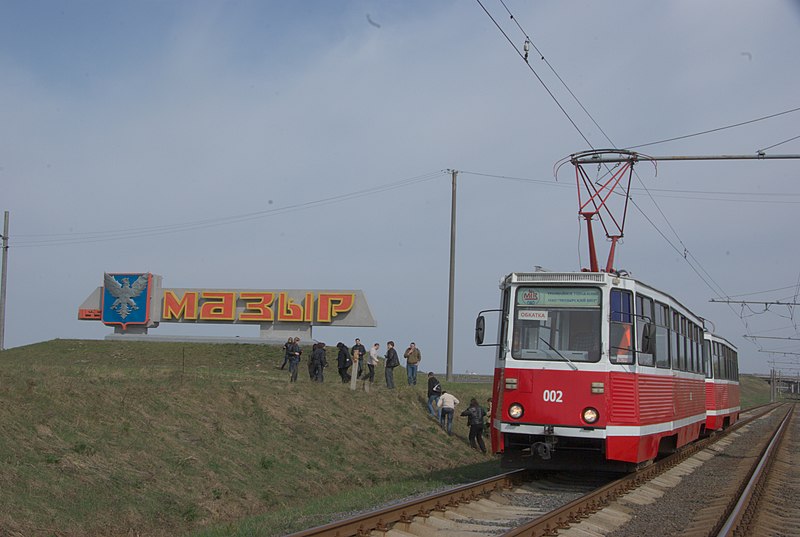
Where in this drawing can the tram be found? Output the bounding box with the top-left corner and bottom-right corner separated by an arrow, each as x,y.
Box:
476,270 -> 714,471
475,150 -> 741,471
703,333 -> 740,432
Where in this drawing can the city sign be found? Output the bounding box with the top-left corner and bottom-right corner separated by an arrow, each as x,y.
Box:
78,273 -> 376,340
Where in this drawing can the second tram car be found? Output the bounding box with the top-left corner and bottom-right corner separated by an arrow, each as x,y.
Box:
703,333 -> 740,431
476,270 -> 740,472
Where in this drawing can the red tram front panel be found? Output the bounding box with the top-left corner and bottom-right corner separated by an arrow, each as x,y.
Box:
499,368 -> 607,426
495,367 -> 706,464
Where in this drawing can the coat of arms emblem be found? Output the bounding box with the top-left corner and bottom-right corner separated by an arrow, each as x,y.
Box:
101,273 -> 152,328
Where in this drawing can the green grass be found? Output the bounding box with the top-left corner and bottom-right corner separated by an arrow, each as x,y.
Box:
191,461 -> 501,537
0,340 -> 773,536
739,374 -> 772,408
0,340 -> 492,537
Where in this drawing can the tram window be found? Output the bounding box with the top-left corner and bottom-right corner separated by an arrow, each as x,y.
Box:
721,347 -> 728,380
511,309 -> 601,362
610,290 -> 634,364
511,287 -> 602,363
681,317 -> 689,371
611,290 -> 633,322
690,323 -> 698,373
695,326 -> 701,373
724,348 -> 728,379
703,339 -> 712,378
698,328 -> 704,373
673,312 -> 683,370
654,302 -> 670,368
636,295 -> 655,367
699,330 -> 707,376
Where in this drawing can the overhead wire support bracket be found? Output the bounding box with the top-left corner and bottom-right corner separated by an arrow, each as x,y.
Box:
556,149 -> 800,275
570,152 -> 800,164
558,150 -> 655,274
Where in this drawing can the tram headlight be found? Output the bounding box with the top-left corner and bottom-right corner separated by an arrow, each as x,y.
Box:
508,403 -> 524,419
582,407 -> 599,424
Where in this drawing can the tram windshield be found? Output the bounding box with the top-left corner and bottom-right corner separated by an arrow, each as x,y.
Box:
511,287 -> 602,363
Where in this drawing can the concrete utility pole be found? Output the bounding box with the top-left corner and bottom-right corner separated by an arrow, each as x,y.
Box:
0,211 -> 8,351
446,170 -> 457,381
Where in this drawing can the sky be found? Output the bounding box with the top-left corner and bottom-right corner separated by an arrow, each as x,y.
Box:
2,0 -> 800,376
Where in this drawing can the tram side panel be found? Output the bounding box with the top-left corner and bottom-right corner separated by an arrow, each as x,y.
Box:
606,371 -> 705,464
705,380 -> 741,430
607,371 -> 668,464
672,374 -> 706,447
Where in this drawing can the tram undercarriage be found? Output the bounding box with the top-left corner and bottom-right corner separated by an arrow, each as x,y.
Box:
500,432 -> 643,473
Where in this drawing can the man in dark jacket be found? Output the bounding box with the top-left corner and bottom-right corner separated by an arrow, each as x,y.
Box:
427,372 -> 442,419
287,337 -> 302,383
280,337 -> 293,369
311,342 -> 327,382
336,342 -> 352,383
460,398 -> 488,453
384,341 -> 399,389
351,338 -> 366,379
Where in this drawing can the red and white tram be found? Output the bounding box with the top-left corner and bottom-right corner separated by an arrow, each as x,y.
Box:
703,333 -> 740,431
475,270 -> 728,472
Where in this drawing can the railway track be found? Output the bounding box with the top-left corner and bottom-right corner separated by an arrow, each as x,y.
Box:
286,404 -> 792,537
719,403 -> 798,537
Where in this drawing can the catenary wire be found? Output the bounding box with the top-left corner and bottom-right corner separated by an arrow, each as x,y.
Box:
474,0 -> 594,149
758,133 -> 800,153
497,0 -> 616,148
12,171 -> 446,247
479,2 -> 754,329
485,1 -> 734,302
624,106 -> 800,150
460,171 -> 800,203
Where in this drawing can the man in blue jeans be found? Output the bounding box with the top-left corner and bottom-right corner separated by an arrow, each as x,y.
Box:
403,342 -> 421,385
437,390 -> 460,436
426,372 -> 442,419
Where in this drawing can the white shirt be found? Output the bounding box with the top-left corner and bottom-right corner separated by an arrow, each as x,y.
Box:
437,393 -> 460,410
368,347 -> 380,366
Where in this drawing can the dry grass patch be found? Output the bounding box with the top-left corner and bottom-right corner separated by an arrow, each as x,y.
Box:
0,340 -> 492,536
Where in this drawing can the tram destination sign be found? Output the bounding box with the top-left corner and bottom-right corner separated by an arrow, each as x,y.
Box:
516,287 -> 601,308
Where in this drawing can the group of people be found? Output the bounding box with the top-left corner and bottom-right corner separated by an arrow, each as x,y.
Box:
279,337 -> 329,383
281,338 -> 423,388
427,372 -> 488,454
279,337 -> 490,455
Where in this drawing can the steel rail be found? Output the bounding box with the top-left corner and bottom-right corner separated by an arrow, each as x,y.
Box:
284,469 -> 528,537
286,404 -> 779,537
499,403 -> 784,537
715,404 -> 795,537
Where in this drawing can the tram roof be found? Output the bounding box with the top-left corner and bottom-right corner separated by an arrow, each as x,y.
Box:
705,332 -> 738,351
504,271 -> 706,327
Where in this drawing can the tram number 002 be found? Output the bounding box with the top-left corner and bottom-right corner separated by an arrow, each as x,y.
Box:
542,390 -> 563,403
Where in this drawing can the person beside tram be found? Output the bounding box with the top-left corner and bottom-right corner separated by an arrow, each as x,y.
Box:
437,390 -> 460,436
461,398 -> 488,454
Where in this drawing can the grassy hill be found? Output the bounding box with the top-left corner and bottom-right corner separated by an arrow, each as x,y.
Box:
0,340 -> 774,536
0,340 -> 493,537
739,373 -> 772,408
